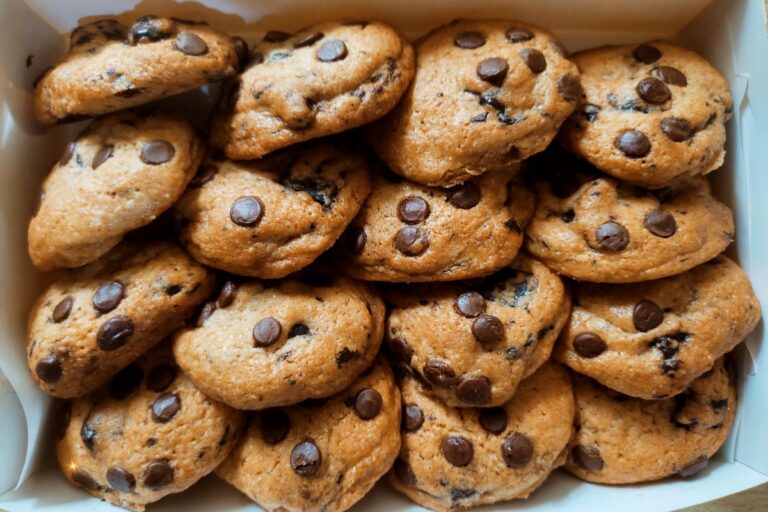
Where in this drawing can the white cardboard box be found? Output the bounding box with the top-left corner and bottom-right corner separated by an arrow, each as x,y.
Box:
1,0 -> 766,510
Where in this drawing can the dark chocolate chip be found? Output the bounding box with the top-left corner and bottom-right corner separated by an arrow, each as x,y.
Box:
35,354 -> 62,383
644,209 -> 677,238
230,196 -> 264,227
97,315 -> 134,351
260,408 -> 291,444
336,348 -> 359,367
142,460 -> 174,489
441,436 -> 474,467
107,467 -> 135,492
502,433 -> 534,467
471,315 -> 505,346
294,31 -> 323,48
395,227 -> 429,256
573,332 -> 606,358
633,300 -> 664,332
615,131 -> 651,158
92,145 -> 114,169
470,112 -> 488,122
141,140 -> 175,165
505,28 -> 533,43
287,323 -> 310,338
196,301 -> 216,327
479,407 -> 508,434
679,455 -> 708,477
175,32 -> 208,55
110,364 -> 143,399
72,469 -> 99,490
397,197 -> 431,224
477,57 -> 509,86
637,77 -> 671,104
519,48 -> 546,73
573,445 -> 604,471
595,222 -> 630,251
403,403 -> 424,432
633,44 -> 661,64
456,292 -> 486,318
291,439 -> 322,476
354,389 -> 383,420
656,66 -> 687,86
217,281 -> 236,308
661,117 -> 694,142
455,375 -> 491,405
264,30 -> 291,43
394,458 -> 416,485
446,182 -> 481,209
60,142 -> 76,166
423,358 -> 457,388
190,164 -> 218,188
317,39 -> 347,62
129,18 -> 171,44
454,31 -> 486,49
151,393 -> 181,423
80,420 -> 96,450
52,296 -> 74,323
253,317 -> 282,346
558,74 -> 583,101
93,281 -> 124,313
345,226 -> 367,254
146,364 -> 177,392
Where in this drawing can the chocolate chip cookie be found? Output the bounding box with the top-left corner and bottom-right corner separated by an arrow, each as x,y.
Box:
525,152 -> 734,283
368,19 -> 581,187
559,41 -> 732,188
337,168 -> 534,282
34,16 -> 243,125
389,362 -> 574,511
27,241 -> 214,398
216,358 -> 400,512
28,111 -> 204,271
174,140 -> 371,278
57,343 -> 245,511
385,255 -> 570,407
555,256 -> 760,399
566,357 -> 735,484
173,271 -> 385,410
210,21 -> 414,159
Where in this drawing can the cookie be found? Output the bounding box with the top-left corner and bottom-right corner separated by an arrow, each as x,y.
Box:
337,168 -> 534,282
28,111 -> 205,271
385,255 -> 570,407
173,271 -> 385,410
34,16 -> 243,125
216,358 -> 400,512
559,41 -> 732,188
368,19 -> 581,187
525,152 -> 734,283
57,343 -> 245,511
555,256 -> 760,399
174,140 -> 371,278
389,362 -> 574,511
566,357 -> 736,484
210,21 -> 414,159
27,241 -> 215,398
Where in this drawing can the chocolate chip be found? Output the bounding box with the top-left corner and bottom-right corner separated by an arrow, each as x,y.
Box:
287,323 -> 310,338
35,354 -> 62,383
230,196 -> 264,227
291,439 -> 322,476
388,337 -> 414,365
129,18 -> 171,44
354,389 -> 382,420
558,74 -> 583,101
455,375 -> 491,405
456,292 -> 486,318
60,142 -> 76,166
336,348 -> 359,367
261,408 -> 290,444
140,140 -> 175,165
196,301 -> 216,327
146,364 -> 177,392
679,455 -> 708,477
446,182 -> 481,209
637,77 -> 671,104
397,197 -> 431,224
505,28 -> 533,43
633,300 -> 664,332
403,403 -> 424,432
231,36 -> 249,69
477,57 -> 508,86
217,281 -> 236,308
92,145 -> 113,169
345,226 -> 367,254
253,317 -> 282,346
644,209 -> 677,238
633,44 -> 661,64
142,460 -> 174,489
395,227 -> 429,256
661,117 -> 693,142
294,31 -> 323,48
519,48 -> 546,73
479,407 -> 508,434
441,436 -> 473,467
573,332 -> 606,358
107,467 -> 135,492
52,296 -> 74,323
615,131 -> 651,158
97,315 -> 134,351
423,358 -> 457,388
595,222 -> 630,251
151,393 -> 181,423
317,39 -> 347,62
110,364 -> 143,399
80,420 -> 96,450
175,32 -> 208,55
454,31 -> 486,49
573,445 -> 604,471
264,30 -> 291,43
72,469 -> 99,490
394,458 -> 416,485
502,433 -> 534,467
93,281 -> 124,313
470,112 -> 488,122
656,66 -> 687,86
472,315 -> 505,346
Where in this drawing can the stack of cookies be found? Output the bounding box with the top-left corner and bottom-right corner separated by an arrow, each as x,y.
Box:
25,13 -> 760,512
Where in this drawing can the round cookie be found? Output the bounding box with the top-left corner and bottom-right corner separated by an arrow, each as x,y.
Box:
34,16 -> 244,125
555,256 -> 760,399
57,343 -> 245,511
566,357 -> 736,484
173,271 -> 385,410
210,21 -> 414,159
337,168 -> 534,282
385,255 -> 570,407
216,358 -> 400,512
28,111 -> 205,271
368,19 -> 581,187
27,240 -> 215,398
525,152 -> 734,283
559,41 -> 732,188
389,362 -> 574,511
174,140 -> 371,278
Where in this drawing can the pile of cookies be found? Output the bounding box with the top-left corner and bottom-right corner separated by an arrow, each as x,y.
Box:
25,13 -> 760,512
